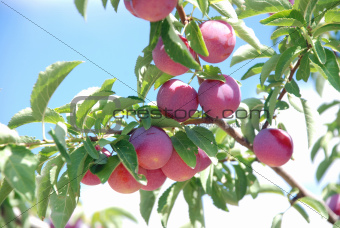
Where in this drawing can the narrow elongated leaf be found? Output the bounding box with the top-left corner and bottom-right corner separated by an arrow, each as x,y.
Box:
211,0 -> 237,19
324,40 -> 340,53
287,94 -> 303,112
74,0 -> 89,19
292,203 -> 310,223
316,158 -> 332,182
112,139 -> 146,184
313,38 -> 326,64
161,17 -> 200,70
297,197 -> 329,219
293,0 -> 318,25
154,73 -> 174,90
275,46 -> 304,81
198,0 -> 209,15
0,145 -> 37,201
183,179 -> 205,228
150,116 -> 182,128
0,123 -> 19,144
211,181 -> 229,210
300,99 -> 318,148
101,0 -> 108,8
261,54 -> 280,86
31,61 -> 82,121
138,65 -> 164,99
237,0 -> 292,19
171,131 -> 198,168
140,190 -> 159,225
185,126 -> 218,157
49,128 -> 71,164
121,121 -> 139,135
313,24 -> 340,37
36,155 -> 64,220
318,101 -> 340,114
285,79 -> 301,97
197,65 -> 226,81
264,87 -> 281,125
241,63 -> 264,80
67,146 -> 88,194
200,165 -> 213,195
83,136 -> 99,159
157,181 -> 189,227
231,44 -> 275,67
150,21 -> 162,50
271,213 -> 283,228
95,155 -> 120,183
296,54 -> 310,82
0,179 -> 13,206
234,165 -> 247,200
260,9 -> 306,27
271,27 -> 294,40
50,173 -> 77,228
185,20 -> 209,56
324,9 -> 340,23
110,0 -> 120,12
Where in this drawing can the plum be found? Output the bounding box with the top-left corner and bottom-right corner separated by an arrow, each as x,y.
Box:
197,148 -> 211,172
157,79 -> 199,122
129,126 -> 173,170
253,128 -> 294,167
198,20 -> 236,63
326,194 -> 340,216
141,168 -> 167,191
152,36 -> 196,76
198,74 -> 241,119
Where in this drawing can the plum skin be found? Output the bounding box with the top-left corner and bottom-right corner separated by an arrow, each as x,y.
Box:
326,194 -> 340,216
157,79 -> 199,122
81,148 -> 110,186
198,74 -> 241,119
253,128 -> 293,167
129,126 -> 173,170
108,163 -> 147,194
161,148 -> 201,182
152,36 -> 196,76
197,148 -> 211,172
124,0 -> 177,22
198,20 -> 236,63
141,168 -> 167,191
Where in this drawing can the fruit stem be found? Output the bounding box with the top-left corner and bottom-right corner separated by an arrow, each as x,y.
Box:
176,4 -> 189,26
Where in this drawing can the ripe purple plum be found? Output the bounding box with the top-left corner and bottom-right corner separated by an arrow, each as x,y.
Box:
152,36 -> 196,76
157,79 -> 199,122
108,163 -> 147,194
81,148 -> 110,186
198,74 -> 241,119
326,194 -> 340,216
197,148 -> 211,172
141,168 -> 167,191
124,0 -> 177,22
129,126 -> 173,170
161,149 -> 201,182
253,128 -> 293,167
198,20 -> 236,63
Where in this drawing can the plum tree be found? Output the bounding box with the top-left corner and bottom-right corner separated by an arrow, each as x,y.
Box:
197,148 -> 211,172
326,194 -> 340,216
152,36 -> 195,76
141,168 -> 167,191
129,126 -> 173,169
81,148 -> 110,186
161,148 -> 201,182
124,0 -> 177,22
108,163 -> 147,194
253,128 -> 294,167
198,20 -> 236,63
157,79 -> 199,122
198,74 -> 241,119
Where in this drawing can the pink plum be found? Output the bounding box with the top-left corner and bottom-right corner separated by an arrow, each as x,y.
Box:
197,74 -> 241,119
197,148 -> 211,172
141,168 -> 167,191
253,128 -> 294,167
326,194 -> 340,216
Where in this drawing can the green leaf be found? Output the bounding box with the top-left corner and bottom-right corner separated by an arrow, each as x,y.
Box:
310,136 -> 323,162
313,38 -> 326,64
157,181 -> 189,228
293,0 -> 318,25
36,155 -> 64,220
171,131 -> 198,168
30,61 -> 82,122
297,197 -> 329,220
237,0 -> 292,19
309,49 -> 340,92
121,121 -> 139,135
0,145 -> 37,201
183,179 -> 205,228
161,17 -> 201,70
150,115 -> 183,128
324,9 -> 340,23
287,94 -> 303,112
230,44 -> 275,67
285,79 -> 301,97
0,179 -> 13,206
275,46 -> 304,81
54,103 -> 71,114
300,98 -> 318,148
271,213 -> 283,228
112,139 -> 146,184
292,203 -> 310,223
261,54 -> 280,86
315,74 -> 326,96
334,221 -> 340,228
257,184 -> 285,195
185,20 -> 209,56
185,126 -> 218,157
313,24 -> 340,37
67,146 -> 88,194
264,87 -> 281,125
49,126 -> 71,164
234,165 -> 247,200
140,190 -> 159,225
95,155 -> 120,183
8,107 -> 64,129
50,173 -> 77,228
200,164 -> 213,195
0,123 -> 19,144
83,135 -> 99,159
211,0 -> 237,19
241,63 -> 264,80
100,78 -> 117,91
318,101 -> 340,114
74,0 -> 89,19
150,21 -> 163,50
138,65 -> 164,99
197,0 -> 209,16
271,27 -> 294,40
296,54 -> 310,82
324,40 -> 340,53
154,73 -> 174,90
316,158 -> 332,182
211,181 -> 229,210
260,9 -> 306,27
110,0 -> 120,12
197,65 -> 226,81
101,96 -> 144,119
101,0 -> 108,8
